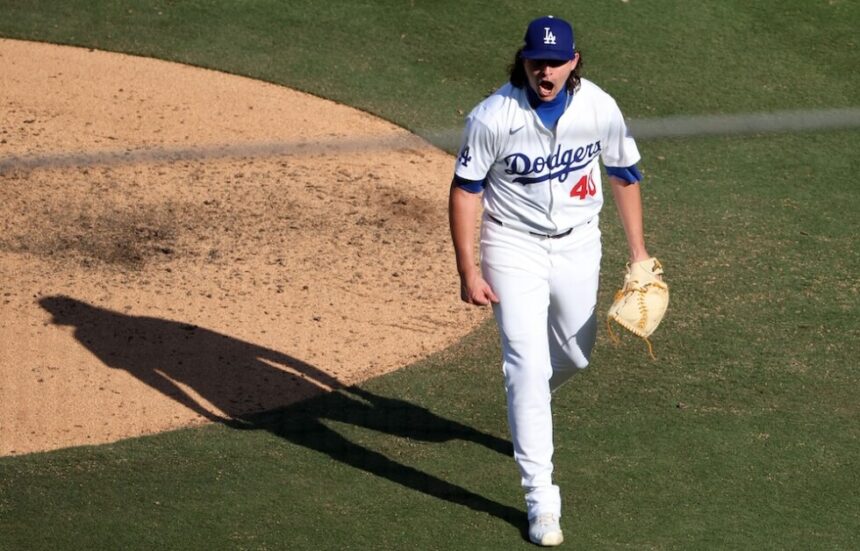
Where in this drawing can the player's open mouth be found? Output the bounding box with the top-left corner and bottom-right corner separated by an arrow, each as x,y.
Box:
538,80 -> 555,96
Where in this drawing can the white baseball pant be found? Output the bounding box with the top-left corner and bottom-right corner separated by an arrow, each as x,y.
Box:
480,214 -> 601,519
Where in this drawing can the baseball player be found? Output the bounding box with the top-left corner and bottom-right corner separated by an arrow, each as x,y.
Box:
449,15 -> 653,546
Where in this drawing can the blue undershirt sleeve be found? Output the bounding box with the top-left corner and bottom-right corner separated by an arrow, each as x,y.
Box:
452,175 -> 486,194
605,164 -> 643,184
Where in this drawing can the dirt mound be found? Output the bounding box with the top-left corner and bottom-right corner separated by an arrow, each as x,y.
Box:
0,39 -> 487,456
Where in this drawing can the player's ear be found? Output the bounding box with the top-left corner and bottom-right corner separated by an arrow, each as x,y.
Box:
570,53 -> 580,71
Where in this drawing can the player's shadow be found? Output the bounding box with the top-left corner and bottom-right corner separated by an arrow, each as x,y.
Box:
38,295 -> 522,531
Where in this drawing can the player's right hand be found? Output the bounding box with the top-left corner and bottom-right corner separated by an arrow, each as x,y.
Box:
460,274 -> 499,306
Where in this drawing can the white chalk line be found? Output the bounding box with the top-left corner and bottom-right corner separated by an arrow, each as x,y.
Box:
421,107 -> 860,149
1,107 -> 858,173
629,107 -> 860,139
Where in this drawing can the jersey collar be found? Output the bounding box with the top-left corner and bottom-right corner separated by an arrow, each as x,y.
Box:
525,86 -> 573,130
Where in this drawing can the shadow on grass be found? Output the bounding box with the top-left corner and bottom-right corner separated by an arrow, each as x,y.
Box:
39,295 -> 525,535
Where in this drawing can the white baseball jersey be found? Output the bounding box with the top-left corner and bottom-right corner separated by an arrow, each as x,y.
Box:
454,78 -> 640,236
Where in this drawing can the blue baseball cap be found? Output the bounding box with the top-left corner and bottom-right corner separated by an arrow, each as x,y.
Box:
520,16 -> 575,61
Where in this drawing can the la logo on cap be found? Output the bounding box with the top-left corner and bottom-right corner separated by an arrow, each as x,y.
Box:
521,15 -> 575,61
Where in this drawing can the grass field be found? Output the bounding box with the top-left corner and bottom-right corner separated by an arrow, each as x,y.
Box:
1,1 -> 859,549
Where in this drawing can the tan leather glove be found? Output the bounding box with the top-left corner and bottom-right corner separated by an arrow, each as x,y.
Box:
607,257 -> 669,358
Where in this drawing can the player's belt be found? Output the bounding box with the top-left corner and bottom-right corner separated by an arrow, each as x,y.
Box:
487,214 -> 588,239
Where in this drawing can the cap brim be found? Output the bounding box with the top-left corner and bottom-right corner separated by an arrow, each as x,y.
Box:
520,48 -> 573,61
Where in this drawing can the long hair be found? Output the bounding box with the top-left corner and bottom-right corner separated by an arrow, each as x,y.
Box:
508,47 -> 583,94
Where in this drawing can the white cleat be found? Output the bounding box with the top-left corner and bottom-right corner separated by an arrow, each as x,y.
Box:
528,513 -> 564,546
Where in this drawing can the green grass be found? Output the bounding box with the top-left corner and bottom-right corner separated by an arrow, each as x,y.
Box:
1,1 -> 859,549
0,1 -> 857,138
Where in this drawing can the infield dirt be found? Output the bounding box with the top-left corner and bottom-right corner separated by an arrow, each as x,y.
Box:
0,39 -> 487,456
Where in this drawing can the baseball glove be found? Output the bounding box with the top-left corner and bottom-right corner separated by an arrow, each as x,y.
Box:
607,257 -> 669,359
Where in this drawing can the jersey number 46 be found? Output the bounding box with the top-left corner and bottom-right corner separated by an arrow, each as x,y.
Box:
570,171 -> 597,199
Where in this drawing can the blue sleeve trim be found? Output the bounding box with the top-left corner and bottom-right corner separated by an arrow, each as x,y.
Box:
452,175 -> 486,194
606,164 -> 643,184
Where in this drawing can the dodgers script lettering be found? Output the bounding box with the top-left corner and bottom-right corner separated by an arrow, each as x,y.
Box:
504,141 -> 601,185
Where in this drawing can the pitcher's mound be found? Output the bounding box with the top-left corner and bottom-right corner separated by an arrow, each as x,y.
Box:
0,39 -> 487,456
